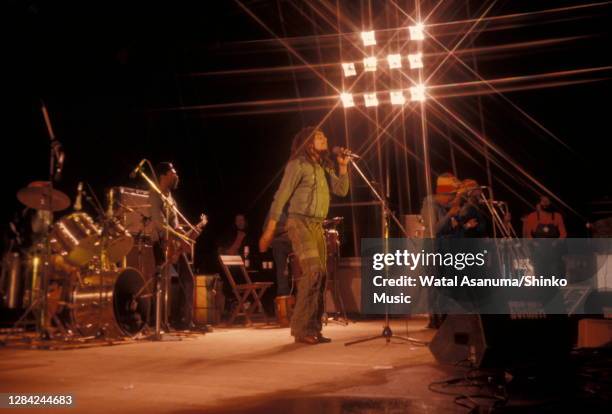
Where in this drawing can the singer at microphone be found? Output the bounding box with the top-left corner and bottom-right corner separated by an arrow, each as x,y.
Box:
331,146 -> 360,159
259,127 -> 350,345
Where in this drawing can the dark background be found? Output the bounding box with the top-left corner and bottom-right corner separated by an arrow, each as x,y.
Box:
3,0 -> 611,272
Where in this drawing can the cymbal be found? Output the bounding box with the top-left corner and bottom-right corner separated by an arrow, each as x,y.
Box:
17,181 -> 71,212
323,216 -> 344,227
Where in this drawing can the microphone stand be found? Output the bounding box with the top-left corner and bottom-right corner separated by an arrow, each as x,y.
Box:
344,157 -> 426,347
39,101 -> 63,340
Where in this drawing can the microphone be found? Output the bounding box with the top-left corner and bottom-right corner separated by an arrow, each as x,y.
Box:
331,146 -> 360,159
74,182 -> 83,211
129,159 -> 146,178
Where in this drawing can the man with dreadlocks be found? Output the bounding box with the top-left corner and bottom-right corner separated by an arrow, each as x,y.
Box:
259,126 -> 350,344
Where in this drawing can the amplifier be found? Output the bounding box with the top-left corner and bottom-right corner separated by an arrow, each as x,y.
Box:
429,314 -> 573,368
109,186 -> 154,237
325,257 -> 362,314
194,275 -> 224,326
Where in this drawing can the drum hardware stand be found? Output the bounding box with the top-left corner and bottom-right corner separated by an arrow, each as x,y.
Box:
80,184 -> 117,340
19,101 -> 66,341
344,157 -> 426,347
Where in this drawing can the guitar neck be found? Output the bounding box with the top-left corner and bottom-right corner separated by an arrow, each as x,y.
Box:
186,220 -> 206,238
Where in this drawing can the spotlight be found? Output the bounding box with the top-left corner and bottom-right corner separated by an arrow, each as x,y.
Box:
340,92 -> 355,108
409,84 -> 426,102
363,56 -> 377,72
361,31 -> 376,46
364,93 -> 379,107
389,90 -> 406,105
387,54 -> 402,69
408,23 -> 425,41
342,62 -> 357,77
407,53 -> 423,69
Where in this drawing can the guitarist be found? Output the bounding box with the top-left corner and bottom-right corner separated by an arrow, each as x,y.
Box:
149,162 -> 203,330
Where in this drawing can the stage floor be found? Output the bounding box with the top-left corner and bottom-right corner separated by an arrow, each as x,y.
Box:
1,318 -> 477,413
3,317 -> 603,413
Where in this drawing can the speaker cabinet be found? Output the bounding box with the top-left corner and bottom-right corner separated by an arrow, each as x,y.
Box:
325,257 -> 361,314
429,314 -> 573,368
194,274 -> 224,325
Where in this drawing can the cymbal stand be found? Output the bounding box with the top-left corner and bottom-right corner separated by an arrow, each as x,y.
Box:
37,102 -> 64,339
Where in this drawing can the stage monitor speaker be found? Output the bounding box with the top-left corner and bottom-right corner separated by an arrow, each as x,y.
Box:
429,314 -> 573,368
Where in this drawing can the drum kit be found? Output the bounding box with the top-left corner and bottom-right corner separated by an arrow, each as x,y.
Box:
2,181 -> 152,341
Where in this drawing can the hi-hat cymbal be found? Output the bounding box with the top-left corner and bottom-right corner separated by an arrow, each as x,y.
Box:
17,181 -> 71,212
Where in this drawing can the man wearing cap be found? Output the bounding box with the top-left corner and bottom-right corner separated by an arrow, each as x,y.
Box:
420,173 -> 461,329
420,173 -> 462,239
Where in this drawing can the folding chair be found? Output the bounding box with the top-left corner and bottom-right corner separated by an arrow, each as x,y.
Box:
218,255 -> 273,326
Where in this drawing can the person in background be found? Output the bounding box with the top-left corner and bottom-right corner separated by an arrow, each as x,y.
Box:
268,212 -> 292,297
420,173 -> 462,239
522,195 -> 567,292
420,173 -> 461,329
218,213 -> 252,256
149,162 -> 195,330
457,179 -> 487,238
522,195 -> 567,239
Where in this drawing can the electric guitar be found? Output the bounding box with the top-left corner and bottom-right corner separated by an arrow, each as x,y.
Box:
166,213 -> 207,264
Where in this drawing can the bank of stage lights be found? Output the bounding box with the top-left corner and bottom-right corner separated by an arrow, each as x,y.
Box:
343,52 -> 423,76
340,25 -> 426,108
341,86 -> 425,108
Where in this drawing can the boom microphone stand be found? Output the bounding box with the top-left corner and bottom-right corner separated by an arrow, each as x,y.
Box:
344,157 -> 426,346
39,101 -> 64,340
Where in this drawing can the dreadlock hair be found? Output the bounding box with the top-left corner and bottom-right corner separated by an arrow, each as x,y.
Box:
290,126 -> 317,160
289,126 -> 332,168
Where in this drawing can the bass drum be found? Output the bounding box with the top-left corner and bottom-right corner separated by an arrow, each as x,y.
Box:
65,268 -> 150,338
